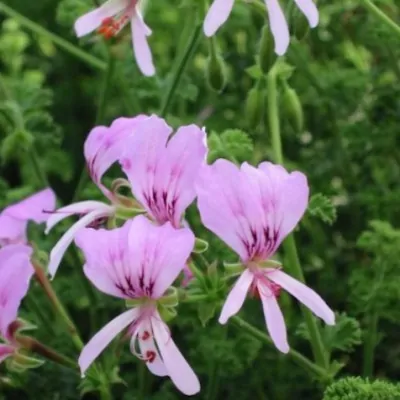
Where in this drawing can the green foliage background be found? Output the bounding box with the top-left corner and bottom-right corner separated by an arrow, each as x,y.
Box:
0,0 -> 400,399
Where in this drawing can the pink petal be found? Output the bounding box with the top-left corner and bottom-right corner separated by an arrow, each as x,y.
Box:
203,0 -> 235,36
75,220 -> 134,299
74,0 -> 127,37
152,125 -> 207,226
258,281 -> 289,353
152,314 -> 200,395
0,244 -> 34,336
264,0 -> 290,55
0,214 -> 27,244
48,204 -> 115,278
134,318 -> 167,376
0,344 -> 14,363
127,216 -> 195,298
268,269 -> 335,325
45,200 -> 110,233
293,0 -> 319,27
196,160 -> 264,261
84,116 -> 148,198
131,12 -> 155,76
79,308 -> 138,376
219,269 -> 253,324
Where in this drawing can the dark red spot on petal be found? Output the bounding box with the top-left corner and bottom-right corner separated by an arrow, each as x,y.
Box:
146,350 -> 156,363
141,331 -> 151,341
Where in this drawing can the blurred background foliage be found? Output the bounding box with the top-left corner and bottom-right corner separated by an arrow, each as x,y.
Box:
0,0 -> 400,398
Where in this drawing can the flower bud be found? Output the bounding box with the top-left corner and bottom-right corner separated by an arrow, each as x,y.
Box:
244,80 -> 264,128
282,82 -> 304,132
205,38 -> 227,93
258,24 -> 277,75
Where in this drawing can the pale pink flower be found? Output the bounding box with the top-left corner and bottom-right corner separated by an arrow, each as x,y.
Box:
0,244 -> 34,339
120,115 -> 208,228
204,0 -> 319,55
76,216 -> 200,396
0,188 -> 56,246
45,116 -> 147,278
74,0 -> 155,76
196,160 -> 334,353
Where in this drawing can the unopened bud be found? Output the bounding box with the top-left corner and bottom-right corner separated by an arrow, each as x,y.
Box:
259,25 -> 277,75
282,82 -> 304,132
206,38 -> 227,93
244,80 -> 264,128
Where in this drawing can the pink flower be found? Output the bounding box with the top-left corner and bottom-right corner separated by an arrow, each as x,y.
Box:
120,115 -> 208,228
0,244 -> 34,339
74,0 -> 155,76
45,117 -> 147,278
204,0 -> 319,55
75,216 -> 200,395
196,160 -> 334,353
0,188 -> 56,246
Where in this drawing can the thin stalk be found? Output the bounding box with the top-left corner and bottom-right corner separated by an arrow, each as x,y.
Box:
0,2 -> 106,70
159,21 -> 203,117
72,52 -> 114,203
32,261 -> 84,350
28,148 -> 48,187
361,0 -> 400,38
267,68 -> 328,369
16,335 -> 77,370
231,316 -> 330,381
362,312 -> 379,377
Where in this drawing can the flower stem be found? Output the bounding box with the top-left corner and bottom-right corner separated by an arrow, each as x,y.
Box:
16,335 -> 77,370
267,68 -> 328,369
71,51 -> 114,203
159,18 -> 202,117
231,316 -> 330,381
361,0 -> 400,38
32,261 -> 84,351
362,312 -> 379,377
0,2 -> 106,70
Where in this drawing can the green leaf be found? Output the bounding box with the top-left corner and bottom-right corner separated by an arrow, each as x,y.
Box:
198,302 -> 217,327
307,193 -> 337,225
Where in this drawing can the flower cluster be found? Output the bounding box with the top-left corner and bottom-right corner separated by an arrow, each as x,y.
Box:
74,0 -> 319,75
42,114 -> 333,395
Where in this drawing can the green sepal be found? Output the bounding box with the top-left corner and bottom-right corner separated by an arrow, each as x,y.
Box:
193,237 -> 209,254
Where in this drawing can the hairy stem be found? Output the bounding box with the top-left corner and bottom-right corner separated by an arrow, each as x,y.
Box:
267,68 -> 328,369
32,261 -> 84,351
159,18 -> 202,117
231,316 -> 330,381
361,0 -> 400,37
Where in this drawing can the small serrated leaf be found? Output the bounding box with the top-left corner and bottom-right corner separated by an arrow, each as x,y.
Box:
198,302 -> 216,327
307,193 -> 337,225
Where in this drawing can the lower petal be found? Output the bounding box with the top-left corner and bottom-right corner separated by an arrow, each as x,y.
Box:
258,282 -> 289,353
219,269 -> 253,324
152,315 -> 200,396
203,0 -> 235,36
267,270 -> 335,325
293,0 -> 319,27
264,0 -> 290,55
79,309 -> 138,376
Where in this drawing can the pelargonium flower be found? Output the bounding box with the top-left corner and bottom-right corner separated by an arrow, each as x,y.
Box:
204,0 -> 318,55
0,188 -> 56,246
196,160 -> 334,353
76,216 -> 200,395
74,0 -> 155,76
45,116 -> 149,278
0,244 -> 34,341
120,116 -> 207,228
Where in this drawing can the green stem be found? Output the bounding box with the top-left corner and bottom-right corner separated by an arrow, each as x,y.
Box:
361,0 -> 400,38
362,312 -> 379,377
16,335 -> 77,370
32,261 -> 84,351
231,316 -> 330,381
159,21 -> 203,117
72,52 -> 114,203
0,2 -> 106,70
28,148 -> 48,187
267,68 -> 328,369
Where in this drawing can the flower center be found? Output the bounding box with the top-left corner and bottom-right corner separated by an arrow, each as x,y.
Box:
97,0 -> 137,39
